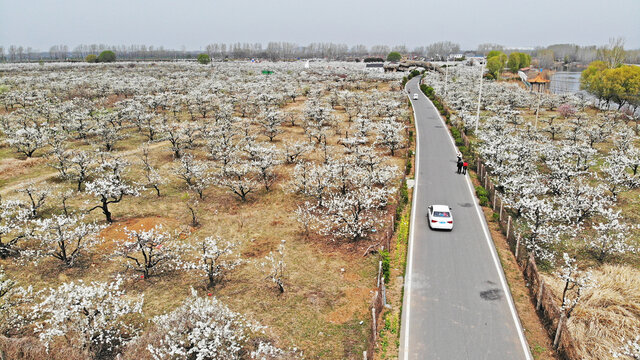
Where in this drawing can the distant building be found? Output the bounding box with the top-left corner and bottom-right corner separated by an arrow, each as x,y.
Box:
527,73 -> 550,92
364,63 -> 384,72
466,57 -> 485,66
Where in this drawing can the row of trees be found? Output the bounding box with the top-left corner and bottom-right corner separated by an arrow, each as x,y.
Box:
485,50 -> 531,79
2,39 -> 639,63
0,42 -> 424,62
581,61 -> 640,111
0,41 -> 473,62
535,38 -> 640,65
1,267 -> 293,358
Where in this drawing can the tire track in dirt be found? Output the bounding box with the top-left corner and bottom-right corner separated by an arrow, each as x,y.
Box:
0,141 -> 168,196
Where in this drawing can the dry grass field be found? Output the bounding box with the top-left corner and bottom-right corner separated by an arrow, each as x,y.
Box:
0,61 -> 409,359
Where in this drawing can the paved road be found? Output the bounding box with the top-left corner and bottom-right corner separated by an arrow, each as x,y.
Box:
399,77 -> 532,360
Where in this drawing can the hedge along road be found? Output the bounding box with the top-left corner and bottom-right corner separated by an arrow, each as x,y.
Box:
399,76 -> 532,360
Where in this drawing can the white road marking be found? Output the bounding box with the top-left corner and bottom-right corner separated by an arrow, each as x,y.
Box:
401,81 -> 421,360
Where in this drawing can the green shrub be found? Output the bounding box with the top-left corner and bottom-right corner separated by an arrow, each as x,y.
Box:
387,52 -> 402,62
85,54 -> 97,63
97,50 -> 116,63
399,180 -> 409,207
380,250 -> 390,283
395,211 -> 410,271
492,213 -> 500,222
419,84 -> 434,98
476,185 -> 489,206
197,53 -> 211,65
475,185 -> 488,198
479,195 -> 489,207
405,158 -> 412,175
433,100 -> 444,112
395,204 -> 403,228
451,127 -> 461,139
401,77 -> 408,87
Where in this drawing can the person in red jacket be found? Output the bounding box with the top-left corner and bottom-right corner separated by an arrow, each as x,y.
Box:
462,161 -> 468,175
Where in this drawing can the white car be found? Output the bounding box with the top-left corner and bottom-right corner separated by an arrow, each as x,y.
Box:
428,205 -> 453,230
413,93 -> 419,100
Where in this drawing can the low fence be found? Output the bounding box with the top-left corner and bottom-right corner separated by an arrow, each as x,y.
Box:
362,210 -> 394,360
362,174 -> 406,359
364,260 -> 387,360
474,155 -> 581,360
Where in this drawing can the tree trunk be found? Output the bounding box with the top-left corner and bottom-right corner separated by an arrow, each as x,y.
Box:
102,200 -> 112,223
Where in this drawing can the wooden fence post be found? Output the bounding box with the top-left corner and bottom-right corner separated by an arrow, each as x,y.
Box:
492,193 -> 497,210
553,313 -> 566,349
515,234 -> 521,260
499,200 -> 504,221
372,307 -> 377,343
506,216 -> 512,240
536,281 -> 544,310
382,282 -> 387,307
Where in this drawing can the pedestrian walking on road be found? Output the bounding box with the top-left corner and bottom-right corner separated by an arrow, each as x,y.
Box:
462,161 -> 468,175
456,152 -> 462,163
456,159 -> 463,174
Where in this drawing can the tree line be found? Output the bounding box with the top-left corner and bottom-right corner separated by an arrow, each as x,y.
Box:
2,39 -> 638,64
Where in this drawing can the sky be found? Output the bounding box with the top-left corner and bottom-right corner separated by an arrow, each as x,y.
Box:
1,0 -> 638,51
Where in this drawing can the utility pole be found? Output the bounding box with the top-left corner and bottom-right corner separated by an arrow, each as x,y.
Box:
444,56 -> 449,97
534,89 -> 542,129
475,59 -> 485,132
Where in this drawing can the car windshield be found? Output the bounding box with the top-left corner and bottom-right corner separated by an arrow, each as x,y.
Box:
433,211 -> 450,218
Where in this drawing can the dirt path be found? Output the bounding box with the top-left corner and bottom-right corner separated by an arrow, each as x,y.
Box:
0,141 -> 168,196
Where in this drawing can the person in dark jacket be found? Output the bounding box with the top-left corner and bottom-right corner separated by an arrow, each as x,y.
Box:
457,159 -> 463,174
462,161 -> 468,175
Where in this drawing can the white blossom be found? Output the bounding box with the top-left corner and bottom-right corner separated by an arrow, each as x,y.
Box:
33,277 -> 143,357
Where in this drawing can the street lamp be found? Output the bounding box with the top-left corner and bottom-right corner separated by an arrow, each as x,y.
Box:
444,55 -> 449,97
475,58 -> 485,132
